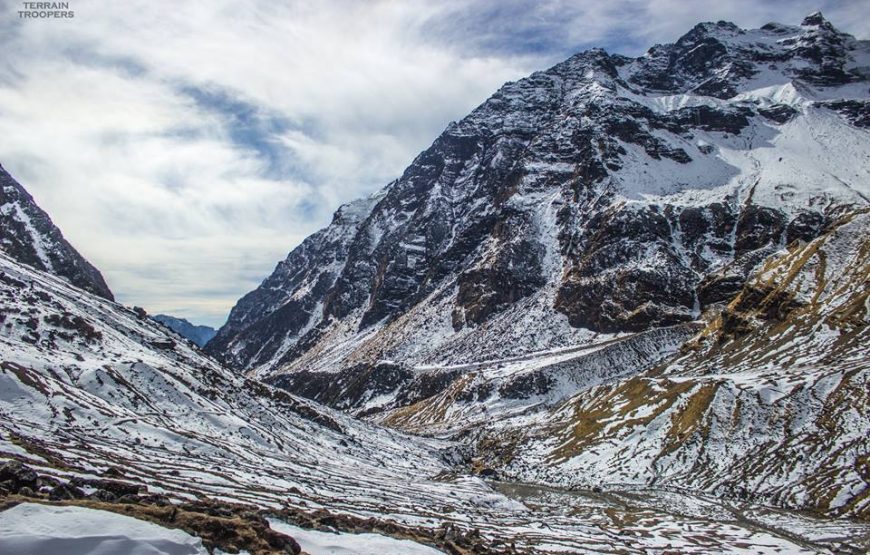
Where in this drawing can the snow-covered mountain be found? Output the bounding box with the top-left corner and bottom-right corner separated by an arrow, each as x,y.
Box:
1,14 -> 869,552
197,16 -> 869,539
152,314 -> 216,347
0,230 -> 505,550
208,14 -> 869,405
0,164 -> 113,301
3,176 -> 846,553
383,209 -> 870,520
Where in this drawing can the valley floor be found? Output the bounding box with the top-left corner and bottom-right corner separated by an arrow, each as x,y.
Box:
2,438 -> 869,554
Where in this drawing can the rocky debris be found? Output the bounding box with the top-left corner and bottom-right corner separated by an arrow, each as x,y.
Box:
48,483 -> 85,501
0,461 -> 38,493
0,164 -> 113,300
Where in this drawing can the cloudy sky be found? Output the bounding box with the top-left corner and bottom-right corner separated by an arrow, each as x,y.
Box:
0,0 -> 866,327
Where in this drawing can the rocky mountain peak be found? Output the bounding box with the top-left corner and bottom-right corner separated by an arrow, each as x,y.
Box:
801,11 -> 832,28
208,16 -> 868,378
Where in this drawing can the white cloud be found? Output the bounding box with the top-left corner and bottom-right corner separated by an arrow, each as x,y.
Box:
0,0 -> 865,326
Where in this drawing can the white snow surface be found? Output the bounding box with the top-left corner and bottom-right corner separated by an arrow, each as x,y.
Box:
268,520 -> 444,555
0,503 -> 206,555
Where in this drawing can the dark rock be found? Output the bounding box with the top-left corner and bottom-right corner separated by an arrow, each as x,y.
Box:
149,338 -> 176,350
17,486 -> 36,497
498,372 -> 552,400
786,211 -> 830,244
101,466 -> 124,478
88,489 -> 118,502
43,313 -> 102,343
0,461 -> 38,491
71,477 -> 141,498
816,100 -> 870,128
48,483 -> 85,500
758,104 -> 799,124
139,494 -> 172,506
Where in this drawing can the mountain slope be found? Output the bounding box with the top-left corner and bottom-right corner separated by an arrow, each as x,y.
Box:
450,210 -> 869,521
209,15 -> 869,397
0,164 -> 113,300
0,250 -> 466,511
1,225 -> 840,553
153,314 -> 216,347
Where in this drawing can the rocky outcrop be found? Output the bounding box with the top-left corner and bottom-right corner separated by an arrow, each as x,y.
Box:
478,210 -> 870,519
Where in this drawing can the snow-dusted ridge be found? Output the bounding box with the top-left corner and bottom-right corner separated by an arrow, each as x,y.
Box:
208,14 -> 868,400
0,164 -> 113,301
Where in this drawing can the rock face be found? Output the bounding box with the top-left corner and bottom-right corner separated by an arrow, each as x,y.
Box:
0,164 -> 113,300
153,314 -> 216,347
209,15 -> 869,402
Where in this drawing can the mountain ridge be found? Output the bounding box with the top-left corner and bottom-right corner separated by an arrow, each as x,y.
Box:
0,164 -> 114,301
0,12 -> 868,553
207,14 -> 869,390
153,314 -> 216,347
0,177 -> 844,552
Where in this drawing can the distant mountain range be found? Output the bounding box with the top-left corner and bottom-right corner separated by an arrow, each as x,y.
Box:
152,314 -> 216,347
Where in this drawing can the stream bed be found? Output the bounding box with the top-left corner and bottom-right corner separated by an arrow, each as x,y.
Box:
491,480 -> 870,554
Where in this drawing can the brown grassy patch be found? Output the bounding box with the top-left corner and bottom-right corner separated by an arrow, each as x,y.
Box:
547,377 -> 698,463
662,382 -> 719,456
